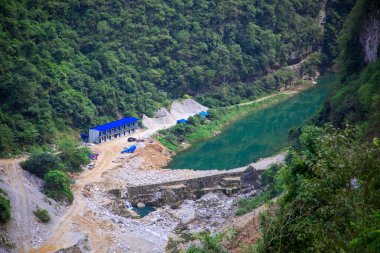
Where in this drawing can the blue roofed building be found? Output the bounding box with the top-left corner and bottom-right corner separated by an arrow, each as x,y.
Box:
88,117 -> 139,143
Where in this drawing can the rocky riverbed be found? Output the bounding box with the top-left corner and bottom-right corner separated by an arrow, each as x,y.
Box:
73,152 -> 283,252
84,183 -> 244,253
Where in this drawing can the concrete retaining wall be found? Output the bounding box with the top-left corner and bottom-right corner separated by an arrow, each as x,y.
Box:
122,167 -> 262,206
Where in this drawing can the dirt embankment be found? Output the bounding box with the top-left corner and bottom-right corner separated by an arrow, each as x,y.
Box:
222,205 -> 267,253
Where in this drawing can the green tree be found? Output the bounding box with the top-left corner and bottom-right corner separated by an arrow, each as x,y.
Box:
258,125 -> 380,253
0,190 -> 11,224
0,124 -> 15,158
58,138 -> 91,172
33,207 -> 51,223
21,152 -> 62,178
44,170 -> 73,203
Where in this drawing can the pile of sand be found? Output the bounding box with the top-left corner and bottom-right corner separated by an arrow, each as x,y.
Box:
135,142 -> 173,170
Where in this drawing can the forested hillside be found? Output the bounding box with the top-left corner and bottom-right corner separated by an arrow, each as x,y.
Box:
317,0 -> 380,137
240,0 -> 380,252
185,1 -> 380,252
0,0 -> 328,156
266,0 -> 380,250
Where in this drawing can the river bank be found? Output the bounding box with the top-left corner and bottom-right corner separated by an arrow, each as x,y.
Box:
157,82 -> 315,154
169,75 -> 335,170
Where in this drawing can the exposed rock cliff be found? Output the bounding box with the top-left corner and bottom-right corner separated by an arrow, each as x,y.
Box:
359,8 -> 380,63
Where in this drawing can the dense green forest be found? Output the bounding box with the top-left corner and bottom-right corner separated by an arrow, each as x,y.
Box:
0,0 -> 331,156
1,0 -> 379,252
257,0 -> 380,251
316,0 -> 380,137
186,0 -> 380,252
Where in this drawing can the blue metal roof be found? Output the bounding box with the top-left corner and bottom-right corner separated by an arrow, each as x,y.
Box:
90,117 -> 139,131
177,119 -> 189,124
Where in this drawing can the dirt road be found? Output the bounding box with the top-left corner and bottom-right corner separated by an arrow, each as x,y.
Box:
0,159 -> 32,252
29,137 -> 125,252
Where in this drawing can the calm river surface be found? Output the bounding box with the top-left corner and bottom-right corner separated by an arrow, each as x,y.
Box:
168,75 -> 337,170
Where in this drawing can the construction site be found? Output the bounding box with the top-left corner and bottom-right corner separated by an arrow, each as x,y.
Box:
0,99 -> 285,253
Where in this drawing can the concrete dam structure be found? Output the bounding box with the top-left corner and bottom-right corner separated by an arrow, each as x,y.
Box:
113,167 -> 264,207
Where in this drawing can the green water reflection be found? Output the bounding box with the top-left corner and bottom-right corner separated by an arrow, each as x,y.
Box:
168,75 -> 337,170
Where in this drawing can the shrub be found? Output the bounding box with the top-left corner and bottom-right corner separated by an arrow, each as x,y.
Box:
185,232 -> 228,253
207,109 -> 221,120
188,115 -> 201,126
58,138 -> 91,172
33,207 -> 51,223
235,208 -> 248,216
0,190 -> 11,224
0,230 -> 15,249
44,170 -> 73,203
21,152 -> 62,178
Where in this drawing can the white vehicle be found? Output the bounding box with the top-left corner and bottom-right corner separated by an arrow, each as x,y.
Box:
88,162 -> 95,170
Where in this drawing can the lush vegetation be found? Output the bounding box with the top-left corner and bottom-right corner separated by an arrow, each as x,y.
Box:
44,170 -> 73,203
21,152 -> 62,178
256,125 -> 380,252
157,92 -> 291,151
0,189 -> 11,224
196,66 -> 308,108
57,138 -> 91,172
33,207 -> 51,223
185,232 -> 227,253
317,0 -> 380,137
320,0 -> 356,70
0,0 -> 327,156
21,139 -> 90,175
20,138 -> 89,203
185,1 -> 380,252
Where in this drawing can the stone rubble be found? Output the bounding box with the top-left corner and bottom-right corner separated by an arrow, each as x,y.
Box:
82,175 -> 242,252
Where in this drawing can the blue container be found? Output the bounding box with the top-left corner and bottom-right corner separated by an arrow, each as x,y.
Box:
121,145 -> 137,154
177,119 -> 188,124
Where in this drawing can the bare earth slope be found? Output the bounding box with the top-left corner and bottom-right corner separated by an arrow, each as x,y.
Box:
0,159 -> 66,252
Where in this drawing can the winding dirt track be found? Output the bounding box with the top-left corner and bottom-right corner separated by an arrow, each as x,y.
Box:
10,163 -> 33,252
0,159 -> 33,252
29,138 -> 125,253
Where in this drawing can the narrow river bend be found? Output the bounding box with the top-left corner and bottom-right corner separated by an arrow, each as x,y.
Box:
168,75 -> 337,170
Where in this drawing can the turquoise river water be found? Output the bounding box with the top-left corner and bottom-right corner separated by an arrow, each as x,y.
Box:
168,75 -> 337,170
